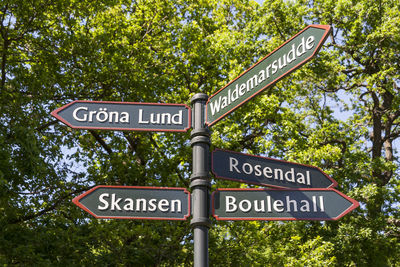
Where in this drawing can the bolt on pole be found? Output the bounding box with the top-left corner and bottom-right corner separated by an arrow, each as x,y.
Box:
190,93 -> 211,267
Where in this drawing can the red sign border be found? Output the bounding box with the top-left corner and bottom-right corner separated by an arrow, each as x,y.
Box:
51,100 -> 192,132
206,24 -> 332,126
211,188 -> 359,221
211,148 -> 338,189
72,185 -> 191,220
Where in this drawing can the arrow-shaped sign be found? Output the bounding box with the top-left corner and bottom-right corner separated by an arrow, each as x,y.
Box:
51,100 -> 191,132
212,149 -> 337,189
212,188 -> 359,221
73,186 -> 191,220
206,25 -> 331,126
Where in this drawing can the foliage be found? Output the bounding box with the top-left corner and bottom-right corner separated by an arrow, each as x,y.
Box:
0,0 -> 399,265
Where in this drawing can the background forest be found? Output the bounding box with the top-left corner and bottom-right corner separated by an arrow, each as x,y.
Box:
1,0 -> 399,266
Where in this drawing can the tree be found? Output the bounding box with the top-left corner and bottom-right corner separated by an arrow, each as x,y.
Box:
0,0 -> 399,266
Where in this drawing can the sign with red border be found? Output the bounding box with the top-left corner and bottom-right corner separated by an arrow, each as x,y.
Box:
72,186 -> 191,220
206,25 -> 331,126
212,149 -> 337,189
51,100 -> 191,132
212,188 -> 359,221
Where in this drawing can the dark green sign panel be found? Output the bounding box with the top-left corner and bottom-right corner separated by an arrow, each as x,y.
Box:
73,186 -> 191,220
52,100 -> 191,132
212,188 -> 359,221
206,25 -> 331,126
212,149 -> 337,189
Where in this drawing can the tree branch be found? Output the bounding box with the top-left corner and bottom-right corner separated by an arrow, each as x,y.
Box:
123,132 -> 146,166
35,119 -> 58,132
89,130 -> 113,155
9,188 -> 88,224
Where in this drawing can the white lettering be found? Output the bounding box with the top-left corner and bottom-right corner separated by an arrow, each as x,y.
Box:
312,196 -> 318,212
296,172 -> 306,184
120,112 -> 129,123
296,37 -> 306,57
150,113 -> 160,124
138,109 -> 149,124
89,111 -> 96,122
263,167 -> 273,178
221,96 -> 228,109
226,196 -> 237,212
158,199 -> 170,212
111,194 -> 122,211
254,165 -> 262,176
258,70 -> 265,84
266,64 -> 272,78
306,36 -> 315,50
210,96 -> 221,115
273,199 -> 284,212
287,43 -> 296,63
161,113 -> 171,124
246,74 -> 258,91
242,163 -> 253,175
278,56 -> 287,69
96,108 -> 108,122
72,107 -> 129,124
171,110 -> 183,125
98,193 -> 109,210
108,111 -> 119,122
239,83 -> 246,96
254,200 -> 265,212
223,157 -> 315,187
271,60 -> 278,74
274,168 -> 283,180
148,199 -> 157,212
123,198 -> 134,211
136,198 -> 147,211
286,195 -> 298,212
231,85 -> 239,102
171,199 -> 182,212
319,196 -> 325,212
221,194 -> 323,214
229,157 -> 241,173
72,107 -> 88,122
266,196 -> 272,212
285,168 -> 295,182
209,35 -> 317,121
96,194 -> 184,214
138,110 -> 183,125
239,199 -> 252,212
300,200 -> 311,212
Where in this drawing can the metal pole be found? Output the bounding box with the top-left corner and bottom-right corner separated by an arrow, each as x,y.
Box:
190,93 -> 211,267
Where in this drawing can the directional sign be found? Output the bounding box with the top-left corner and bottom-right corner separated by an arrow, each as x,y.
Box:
212,188 -> 359,221
51,100 -> 191,132
72,186 -> 191,220
212,149 -> 337,189
206,25 -> 331,126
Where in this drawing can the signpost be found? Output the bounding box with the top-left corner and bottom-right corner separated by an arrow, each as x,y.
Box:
72,186 -> 191,220
51,25 -> 360,267
206,25 -> 331,126
212,188 -> 359,221
212,149 -> 337,189
190,94 -> 211,267
51,100 -> 191,132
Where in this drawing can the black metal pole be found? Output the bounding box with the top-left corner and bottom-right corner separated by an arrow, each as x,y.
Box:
190,93 -> 211,267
